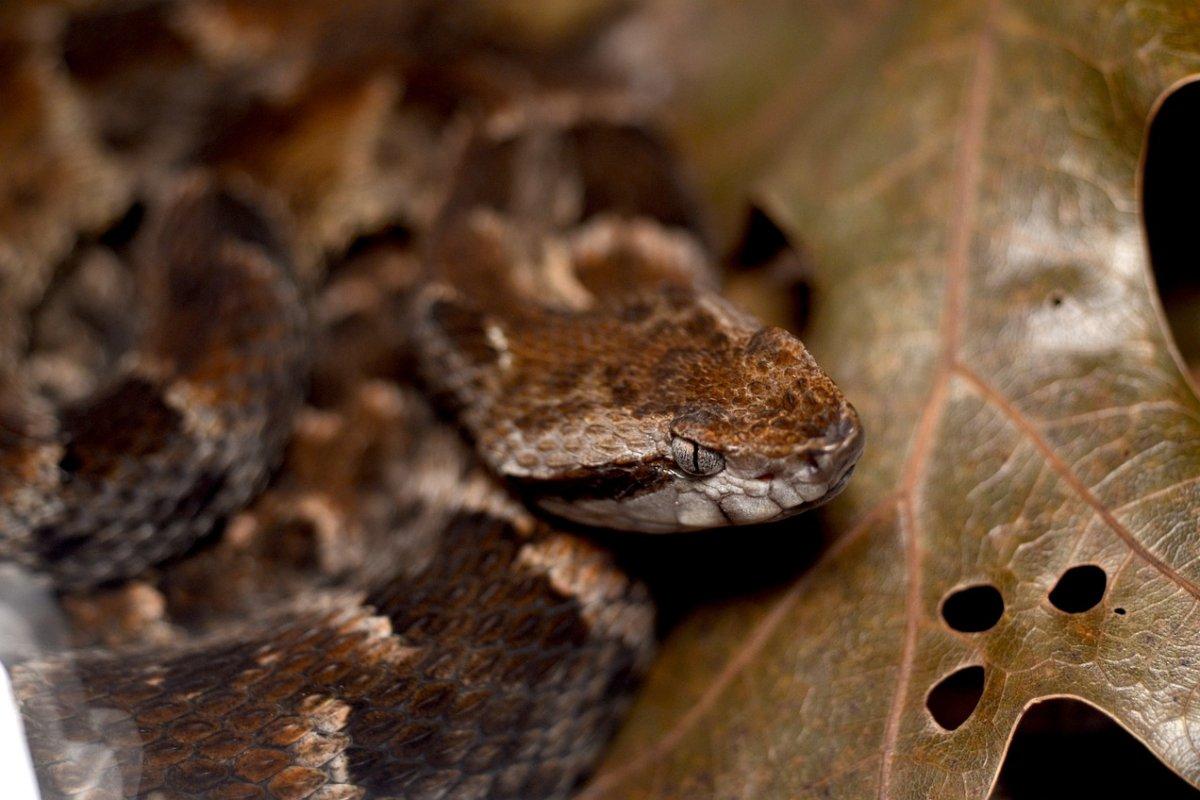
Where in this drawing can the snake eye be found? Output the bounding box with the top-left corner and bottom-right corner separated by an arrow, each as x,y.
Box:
670,436 -> 725,477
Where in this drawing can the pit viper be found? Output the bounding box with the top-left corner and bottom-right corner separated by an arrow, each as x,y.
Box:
0,4 -> 862,798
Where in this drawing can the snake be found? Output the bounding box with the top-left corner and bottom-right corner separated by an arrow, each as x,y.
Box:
0,4 -> 863,799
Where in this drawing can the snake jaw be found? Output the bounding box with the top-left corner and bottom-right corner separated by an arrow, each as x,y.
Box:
532,404 -> 864,533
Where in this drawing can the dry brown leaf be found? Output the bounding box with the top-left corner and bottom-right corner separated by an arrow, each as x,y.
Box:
583,1 -> 1200,797
649,0 -> 895,248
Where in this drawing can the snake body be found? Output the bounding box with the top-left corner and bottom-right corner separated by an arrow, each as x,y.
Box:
1,179 -> 308,589
0,4 -> 861,799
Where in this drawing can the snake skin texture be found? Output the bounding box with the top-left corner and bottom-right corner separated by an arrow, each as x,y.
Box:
0,178 -> 308,589
0,3 -> 861,799
15,513 -> 650,800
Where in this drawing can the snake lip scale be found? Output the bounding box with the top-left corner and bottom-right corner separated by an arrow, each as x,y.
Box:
529,404 -> 863,532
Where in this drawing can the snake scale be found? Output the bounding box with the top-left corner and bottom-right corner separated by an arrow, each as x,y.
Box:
0,3 -> 862,799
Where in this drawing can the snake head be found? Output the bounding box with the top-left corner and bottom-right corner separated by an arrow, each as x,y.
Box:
416,214 -> 863,533
523,318 -> 864,532
467,293 -> 864,532
661,396 -> 863,528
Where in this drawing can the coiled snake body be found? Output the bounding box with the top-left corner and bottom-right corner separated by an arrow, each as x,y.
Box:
0,5 -> 862,799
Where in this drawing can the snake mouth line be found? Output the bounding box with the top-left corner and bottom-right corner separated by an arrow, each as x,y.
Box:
751,460 -> 859,526
511,460 -> 671,505
814,462 -> 856,506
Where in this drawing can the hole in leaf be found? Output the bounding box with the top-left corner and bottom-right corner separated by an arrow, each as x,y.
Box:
97,200 -> 146,250
724,205 -> 812,332
1144,79 -> 1200,369
926,665 -> 984,731
729,206 -> 793,269
1049,564 -> 1107,613
940,584 -> 1004,632
995,699 -> 1197,797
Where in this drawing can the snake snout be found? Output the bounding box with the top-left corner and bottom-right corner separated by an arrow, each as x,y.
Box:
799,403 -> 864,491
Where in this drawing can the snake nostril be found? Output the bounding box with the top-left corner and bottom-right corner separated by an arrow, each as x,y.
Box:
755,472 -> 775,482
825,405 -> 860,443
